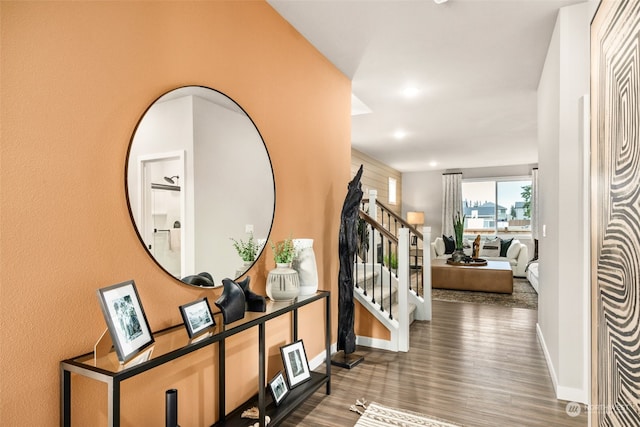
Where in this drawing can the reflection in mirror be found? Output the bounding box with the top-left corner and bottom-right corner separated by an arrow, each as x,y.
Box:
126,86 -> 275,287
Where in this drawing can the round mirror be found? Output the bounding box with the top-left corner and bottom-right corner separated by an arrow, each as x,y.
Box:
126,86 -> 275,288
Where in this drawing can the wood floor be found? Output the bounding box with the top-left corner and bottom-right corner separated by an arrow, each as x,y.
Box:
282,300 -> 587,426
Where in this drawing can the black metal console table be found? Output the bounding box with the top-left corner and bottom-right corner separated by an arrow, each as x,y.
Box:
60,291 -> 331,427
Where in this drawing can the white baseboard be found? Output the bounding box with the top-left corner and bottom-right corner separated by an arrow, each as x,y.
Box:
356,335 -> 396,352
537,323 -> 559,392
557,385 -> 588,404
309,342 -> 338,370
537,323 -> 588,404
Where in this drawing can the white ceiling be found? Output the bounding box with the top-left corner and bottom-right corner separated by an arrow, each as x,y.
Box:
267,0 -> 585,173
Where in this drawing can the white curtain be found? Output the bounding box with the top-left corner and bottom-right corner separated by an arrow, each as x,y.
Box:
441,173 -> 462,237
531,168 -> 539,239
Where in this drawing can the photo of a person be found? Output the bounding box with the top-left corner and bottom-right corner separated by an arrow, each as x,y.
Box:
113,295 -> 142,343
281,341 -> 311,389
288,349 -> 304,377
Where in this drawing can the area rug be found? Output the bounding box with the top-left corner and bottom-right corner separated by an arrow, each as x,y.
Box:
354,402 -> 464,427
431,278 -> 537,310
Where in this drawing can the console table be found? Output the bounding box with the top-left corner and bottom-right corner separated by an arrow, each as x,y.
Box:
60,291 -> 331,427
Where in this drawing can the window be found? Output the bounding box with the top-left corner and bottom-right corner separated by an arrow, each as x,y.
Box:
462,178 -> 532,235
388,177 -> 397,205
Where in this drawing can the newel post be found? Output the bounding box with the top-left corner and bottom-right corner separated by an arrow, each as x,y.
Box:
422,226 -> 432,321
397,228 -> 410,352
368,190 -> 378,264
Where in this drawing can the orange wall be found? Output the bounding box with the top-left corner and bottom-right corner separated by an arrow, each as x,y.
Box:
0,1 -> 350,425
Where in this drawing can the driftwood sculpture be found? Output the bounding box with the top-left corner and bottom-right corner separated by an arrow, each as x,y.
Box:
336,164 -> 364,359
473,234 -> 481,259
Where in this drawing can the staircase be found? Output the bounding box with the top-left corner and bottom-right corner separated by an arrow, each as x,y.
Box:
352,190 -> 432,352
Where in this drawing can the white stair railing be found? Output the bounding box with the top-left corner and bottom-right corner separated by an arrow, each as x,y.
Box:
352,190 -> 431,352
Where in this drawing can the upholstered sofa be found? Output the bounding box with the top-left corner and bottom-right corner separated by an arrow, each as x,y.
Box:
430,236 -> 529,277
526,261 -> 539,293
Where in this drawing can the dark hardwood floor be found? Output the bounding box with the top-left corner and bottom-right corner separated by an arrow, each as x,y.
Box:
283,300 -> 587,426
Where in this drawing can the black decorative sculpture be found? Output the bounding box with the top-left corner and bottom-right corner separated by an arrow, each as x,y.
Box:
181,272 -> 214,287
332,164 -> 364,369
215,278 -> 246,324
237,276 -> 267,312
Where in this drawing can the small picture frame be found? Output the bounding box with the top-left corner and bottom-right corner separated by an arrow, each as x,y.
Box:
96,280 -> 154,364
179,297 -> 216,338
268,371 -> 289,406
280,340 -> 311,389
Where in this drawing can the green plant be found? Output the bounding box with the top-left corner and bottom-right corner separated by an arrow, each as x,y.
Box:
521,184 -> 532,218
230,232 -> 258,262
383,252 -> 398,270
271,235 -> 294,264
453,211 -> 465,250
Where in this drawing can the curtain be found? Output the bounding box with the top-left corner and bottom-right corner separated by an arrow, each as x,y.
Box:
531,168 -> 539,240
441,173 -> 462,237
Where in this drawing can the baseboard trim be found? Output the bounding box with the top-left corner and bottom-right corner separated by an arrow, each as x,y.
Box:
356,335 -> 395,351
309,343 -> 337,371
557,385 -> 588,404
537,323 -> 588,404
536,323 -> 559,393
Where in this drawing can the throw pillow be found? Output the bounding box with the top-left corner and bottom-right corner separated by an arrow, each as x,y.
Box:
434,238 -> 445,257
506,239 -> 521,259
481,238 -> 500,258
443,235 -> 455,254
500,238 -> 513,257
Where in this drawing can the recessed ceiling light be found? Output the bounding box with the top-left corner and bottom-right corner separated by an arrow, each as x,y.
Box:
394,130 -> 407,140
430,161 -> 438,167
403,86 -> 419,98
433,0 -> 448,4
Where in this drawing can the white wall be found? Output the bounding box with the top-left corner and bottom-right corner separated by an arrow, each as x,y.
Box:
193,96 -> 274,278
536,1 -> 597,404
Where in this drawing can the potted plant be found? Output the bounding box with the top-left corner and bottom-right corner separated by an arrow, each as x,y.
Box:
270,235 -> 295,266
383,251 -> 398,273
231,232 -> 258,263
266,236 -> 300,301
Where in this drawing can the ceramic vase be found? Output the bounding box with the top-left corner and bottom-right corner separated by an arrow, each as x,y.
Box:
292,239 -> 318,296
266,263 -> 300,301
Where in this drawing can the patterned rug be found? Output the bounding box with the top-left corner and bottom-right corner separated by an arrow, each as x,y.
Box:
354,402 -> 464,427
431,278 -> 537,310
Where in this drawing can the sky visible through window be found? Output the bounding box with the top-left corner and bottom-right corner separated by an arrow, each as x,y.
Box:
463,180 -> 530,213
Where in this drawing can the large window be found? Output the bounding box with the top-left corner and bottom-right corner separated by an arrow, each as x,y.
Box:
461,178 -> 532,235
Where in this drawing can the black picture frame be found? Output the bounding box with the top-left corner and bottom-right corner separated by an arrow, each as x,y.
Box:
280,340 -> 311,389
179,297 -> 216,338
268,371 -> 289,406
96,280 -> 154,363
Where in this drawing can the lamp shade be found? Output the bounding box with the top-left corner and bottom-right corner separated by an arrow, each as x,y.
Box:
407,211 -> 424,225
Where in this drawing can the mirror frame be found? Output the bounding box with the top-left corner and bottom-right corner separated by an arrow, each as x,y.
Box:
124,85 -> 276,288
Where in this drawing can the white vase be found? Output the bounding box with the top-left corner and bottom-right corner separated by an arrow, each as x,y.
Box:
266,263 -> 300,301
292,239 -> 318,296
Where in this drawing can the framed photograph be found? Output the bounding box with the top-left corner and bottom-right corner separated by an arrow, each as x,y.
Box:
280,340 -> 311,389
179,297 -> 216,338
268,371 -> 289,406
96,280 -> 154,364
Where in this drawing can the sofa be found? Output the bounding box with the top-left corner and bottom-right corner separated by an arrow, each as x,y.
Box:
526,261 -> 539,293
430,236 -> 529,277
